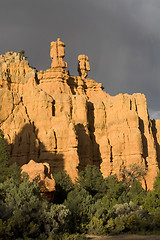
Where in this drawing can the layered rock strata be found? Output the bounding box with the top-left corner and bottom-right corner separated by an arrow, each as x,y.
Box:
0,39 -> 159,189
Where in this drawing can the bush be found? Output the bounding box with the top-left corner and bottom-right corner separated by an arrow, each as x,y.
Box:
64,187 -> 93,232
76,165 -> 107,198
89,198 -> 109,221
61,233 -> 86,240
0,218 -> 5,238
0,129 -> 21,184
127,180 -> 147,205
106,201 -> 148,234
0,173 -> 71,239
87,216 -> 105,235
119,164 -> 146,187
105,175 -> 127,202
53,171 -> 74,204
0,174 -> 42,239
144,171 -> 160,215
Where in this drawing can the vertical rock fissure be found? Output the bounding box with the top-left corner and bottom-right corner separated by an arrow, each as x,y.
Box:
130,99 -> 132,110
138,117 -> 148,169
151,119 -> 160,168
52,99 -> 55,116
21,97 -> 32,124
53,131 -> 57,153
87,101 -> 102,168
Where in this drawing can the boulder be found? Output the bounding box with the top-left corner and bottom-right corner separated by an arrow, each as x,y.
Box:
21,160 -> 56,201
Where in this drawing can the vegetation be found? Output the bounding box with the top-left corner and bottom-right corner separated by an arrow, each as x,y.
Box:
0,130 -> 20,183
1,129 -> 160,239
19,50 -> 25,57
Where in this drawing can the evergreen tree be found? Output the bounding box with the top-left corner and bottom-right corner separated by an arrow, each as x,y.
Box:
144,171 -> 160,215
0,129 -> 20,183
0,130 -> 10,183
53,170 -> 74,204
105,174 -> 127,201
64,187 -> 93,232
0,173 -> 71,239
76,165 -> 107,198
127,180 -> 146,205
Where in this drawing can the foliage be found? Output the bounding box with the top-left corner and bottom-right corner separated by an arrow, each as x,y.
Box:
89,197 -> 109,221
0,129 -> 21,184
19,50 -> 25,57
144,190 -> 160,215
64,187 -> 93,232
153,170 -> 160,192
60,233 -> 86,240
87,216 -> 105,235
144,171 -> 160,220
127,180 -> 147,205
0,174 -> 70,239
119,163 -> 146,187
36,202 -> 70,239
106,201 -> 149,234
105,174 -> 127,202
64,165 -> 149,234
0,174 -> 41,239
76,165 -> 107,198
0,129 -> 10,183
0,141 -> 160,239
53,171 -> 74,203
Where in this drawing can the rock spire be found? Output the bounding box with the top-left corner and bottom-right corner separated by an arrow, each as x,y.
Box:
0,38 -> 159,190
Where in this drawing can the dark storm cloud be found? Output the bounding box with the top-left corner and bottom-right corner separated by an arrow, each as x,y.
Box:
90,0 -> 160,117
0,0 -> 160,118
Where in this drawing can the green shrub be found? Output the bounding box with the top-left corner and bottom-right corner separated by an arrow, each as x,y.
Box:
144,171 -> 160,216
127,180 -> 147,205
0,218 -> 5,237
106,201 -> 148,234
89,198 -> 109,221
0,129 -> 21,184
0,174 -> 71,239
53,171 -> 74,204
76,165 -> 107,198
64,187 -> 93,232
61,233 -> 86,240
87,216 -> 105,235
105,175 -> 127,202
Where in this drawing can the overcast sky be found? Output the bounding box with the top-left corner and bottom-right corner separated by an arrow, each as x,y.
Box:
1,0 -> 160,118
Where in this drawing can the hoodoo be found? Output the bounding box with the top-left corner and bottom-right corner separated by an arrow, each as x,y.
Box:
0,38 -> 159,189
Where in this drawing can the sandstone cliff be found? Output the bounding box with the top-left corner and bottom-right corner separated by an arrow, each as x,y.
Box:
0,39 -> 159,189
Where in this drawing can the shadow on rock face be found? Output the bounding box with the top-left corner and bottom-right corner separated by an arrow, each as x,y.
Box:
7,123 -> 65,174
75,122 -> 102,171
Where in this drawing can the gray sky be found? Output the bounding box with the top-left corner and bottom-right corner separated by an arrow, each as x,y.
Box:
1,0 -> 160,118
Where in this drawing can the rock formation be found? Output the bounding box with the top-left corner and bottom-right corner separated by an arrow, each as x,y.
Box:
0,38 -> 159,189
78,55 -> 90,79
21,160 -> 55,201
50,38 -> 67,69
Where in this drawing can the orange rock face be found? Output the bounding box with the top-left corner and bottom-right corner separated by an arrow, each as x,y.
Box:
21,160 -> 56,201
21,160 -> 56,193
78,55 -> 90,79
0,38 -> 159,189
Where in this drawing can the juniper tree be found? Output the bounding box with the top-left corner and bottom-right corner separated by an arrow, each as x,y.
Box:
0,129 -> 20,183
0,130 -> 10,183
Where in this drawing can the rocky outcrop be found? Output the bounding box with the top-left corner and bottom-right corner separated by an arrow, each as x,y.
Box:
21,160 -> 56,191
21,160 -> 55,201
99,93 -> 158,189
0,38 -> 159,189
